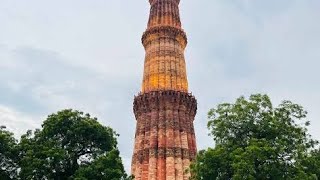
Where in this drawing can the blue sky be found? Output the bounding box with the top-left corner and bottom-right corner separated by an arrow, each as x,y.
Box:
1,0 -> 320,172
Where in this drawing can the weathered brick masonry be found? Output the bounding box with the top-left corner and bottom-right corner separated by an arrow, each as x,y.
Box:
131,0 -> 197,179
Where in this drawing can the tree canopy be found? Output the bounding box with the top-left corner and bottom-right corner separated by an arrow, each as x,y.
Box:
0,126 -> 18,180
191,94 -> 319,180
1,109 -> 130,180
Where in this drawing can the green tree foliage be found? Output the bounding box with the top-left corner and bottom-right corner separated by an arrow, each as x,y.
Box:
0,126 -> 18,180
302,148 -> 320,179
74,149 -> 132,180
6,109 -> 129,180
191,94 -> 319,180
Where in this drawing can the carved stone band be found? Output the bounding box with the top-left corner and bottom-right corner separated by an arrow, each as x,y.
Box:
133,90 -> 197,116
132,147 -> 196,163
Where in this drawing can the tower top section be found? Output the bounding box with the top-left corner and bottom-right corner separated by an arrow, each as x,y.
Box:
141,0 -> 189,93
147,0 -> 182,29
149,0 -> 180,5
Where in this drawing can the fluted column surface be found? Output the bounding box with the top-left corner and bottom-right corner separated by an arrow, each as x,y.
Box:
142,0 -> 188,93
131,91 -> 197,180
132,0 -> 197,179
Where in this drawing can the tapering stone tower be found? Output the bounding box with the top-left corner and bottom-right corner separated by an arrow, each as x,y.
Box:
131,0 -> 197,179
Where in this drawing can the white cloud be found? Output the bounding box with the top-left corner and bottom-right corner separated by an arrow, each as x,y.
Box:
0,105 -> 40,137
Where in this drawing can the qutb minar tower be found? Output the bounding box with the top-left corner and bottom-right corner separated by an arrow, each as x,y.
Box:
131,0 -> 197,179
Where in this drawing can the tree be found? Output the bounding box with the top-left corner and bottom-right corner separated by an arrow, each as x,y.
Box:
0,126 -> 18,180
74,149 -> 132,180
17,109 -> 129,180
191,94 -> 319,180
302,148 -> 320,179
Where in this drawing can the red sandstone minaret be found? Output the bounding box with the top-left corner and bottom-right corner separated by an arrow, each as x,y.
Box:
131,0 -> 197,179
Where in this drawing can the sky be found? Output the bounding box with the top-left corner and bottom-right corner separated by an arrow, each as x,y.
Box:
1,0 -> 320,173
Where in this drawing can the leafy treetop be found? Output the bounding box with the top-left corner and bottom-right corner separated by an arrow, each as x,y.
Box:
191,94 -> 319,180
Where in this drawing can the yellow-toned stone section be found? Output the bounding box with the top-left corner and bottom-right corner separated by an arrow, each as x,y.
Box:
142,34 -> 188,93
